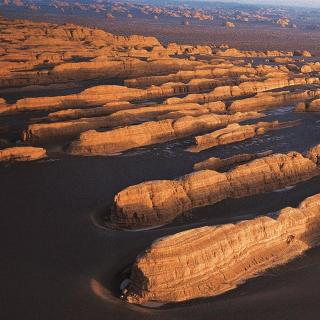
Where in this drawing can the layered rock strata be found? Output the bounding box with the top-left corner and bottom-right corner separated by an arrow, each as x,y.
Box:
124,194 -> 320,304
23,101 -> 227,144
187,121 -> 296,153
165,77 -> 319,105
111,149 -> 320,228
124,65 -> 287,88
68,112 -> 261,155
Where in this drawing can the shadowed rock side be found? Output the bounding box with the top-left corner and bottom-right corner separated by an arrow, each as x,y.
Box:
110,149 -> 320,229
193,151 -> 273,171
294,98 -> 320,112
68,112 -> 261,155
124,194 -> 320,304
0,146 -> 46,162
186,121 -> 297,153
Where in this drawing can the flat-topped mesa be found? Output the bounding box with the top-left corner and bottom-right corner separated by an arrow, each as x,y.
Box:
229,89 -> 320,113
165,77 -> 319,105
68,112 -> 261,156
0,146 -> 47,162
294,98 -> 320,112
111,149 -> 320,229
193,151 -> 273,171
23,101 -> 227,144
124,194 -> 320,304
187,121 -> 297,153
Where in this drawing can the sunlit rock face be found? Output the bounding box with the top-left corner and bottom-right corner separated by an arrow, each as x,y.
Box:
186,120 -> 297,153
111,148 -> 320,229
0,146 -> 46,162
68,112 -> 261,155
124,193 -> 320,304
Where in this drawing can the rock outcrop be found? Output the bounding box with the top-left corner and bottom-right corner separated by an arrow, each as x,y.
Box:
187,121 -> 296,153
165,77 -> 319,105
193,151 -> 273,171
23,101 -> 228,144
229,89 -> 320,112
124,64 -> 290,89
3,80 -> 233,116
0,146 -> 46,162
68,112 -> 261,155
124,193 -> 320,304
216,48 -> 293,58
111,149 -> 320,228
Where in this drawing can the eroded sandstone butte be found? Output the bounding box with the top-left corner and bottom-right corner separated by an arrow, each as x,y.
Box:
68,112 -> 261,155
110,149 -> 320,228
124,193 -> 320,304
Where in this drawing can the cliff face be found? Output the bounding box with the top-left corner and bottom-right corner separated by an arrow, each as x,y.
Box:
125,194 -> 320,304
111,150 -> 319,229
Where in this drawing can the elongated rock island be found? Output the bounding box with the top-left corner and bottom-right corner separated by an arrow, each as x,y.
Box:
111,147 -> 320,229
123,193 -> 320,304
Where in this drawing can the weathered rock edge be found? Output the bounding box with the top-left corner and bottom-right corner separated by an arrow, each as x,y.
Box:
111,148 -> 320,228
124,193 -> 320,304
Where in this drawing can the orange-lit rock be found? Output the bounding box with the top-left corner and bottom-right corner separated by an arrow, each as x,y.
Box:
124,194 -> 320,304
111,150 -> 319,228
68,112 -> 261,155
294,98 -> 320,112
187,121 -> 296,153
0,146 -> 46,162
